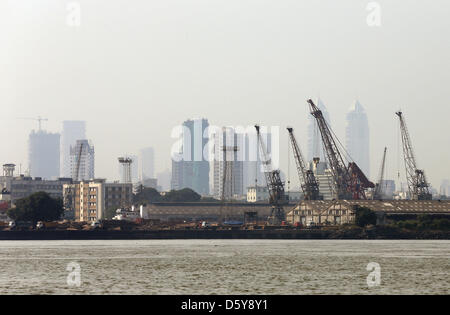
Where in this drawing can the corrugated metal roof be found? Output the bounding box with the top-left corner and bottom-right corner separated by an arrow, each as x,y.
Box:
288,200 -> 450,214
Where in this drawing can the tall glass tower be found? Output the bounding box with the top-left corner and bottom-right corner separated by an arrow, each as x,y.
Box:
345,100 -> 370,177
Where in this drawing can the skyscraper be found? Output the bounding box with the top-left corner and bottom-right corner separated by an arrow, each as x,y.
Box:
345,100 -> 370,177
307,98 -> 331,162
29,130 -> 60,179
139,147 -> 155,181
70,140 -> 95,181
61,121 -> 86,177
171,118 -> 210,195
157,169 -> 171,192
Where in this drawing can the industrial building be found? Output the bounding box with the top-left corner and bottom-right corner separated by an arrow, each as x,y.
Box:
63,179 -> 133,222
286,200 -> 450,225
141,202 -> 296,222
246,186 -> 302,203
0,163 -> 72,206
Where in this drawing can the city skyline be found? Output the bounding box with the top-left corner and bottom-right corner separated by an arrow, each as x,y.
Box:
1,1 -> 449,189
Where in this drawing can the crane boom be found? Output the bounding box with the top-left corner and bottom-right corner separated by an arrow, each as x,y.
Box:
373,147 -> 387,200
396,111 -> 431,200
307,99 -> 352,199
255,125 -> 286,225
287,127 -> 321,200
75,142 -> 84,181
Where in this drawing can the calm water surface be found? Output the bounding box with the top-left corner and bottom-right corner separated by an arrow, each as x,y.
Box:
0,240 -> 448,294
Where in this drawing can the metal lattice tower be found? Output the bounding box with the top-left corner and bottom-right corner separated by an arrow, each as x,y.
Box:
373,147 -> 387,200
255,125 -> 286,225
118,157 -> 133,184
307,99 -> 352,199
287,127 -> 321,200
2,164 -> 15,177
396,111 -> 431,200
219,142 -> 238,223
308,99 -> 373,199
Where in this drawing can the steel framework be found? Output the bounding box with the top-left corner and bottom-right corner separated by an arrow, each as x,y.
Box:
287,127 -> 321,200
396,111 -> 431,200
255,125 -> 286,225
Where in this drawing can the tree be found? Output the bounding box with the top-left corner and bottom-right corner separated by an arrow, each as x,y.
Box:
105,206 -> 119,220
354,206 -> 377,227
133,186 -> 161,204
7,192 -> 64,225
162,188 -> 201,202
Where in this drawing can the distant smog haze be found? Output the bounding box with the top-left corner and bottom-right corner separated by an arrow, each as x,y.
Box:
0,0 -> 449,190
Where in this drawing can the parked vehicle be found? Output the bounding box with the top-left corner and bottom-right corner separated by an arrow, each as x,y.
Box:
36,221 -> 59,230
8,221 -> 33,230
91,220 -> 102,229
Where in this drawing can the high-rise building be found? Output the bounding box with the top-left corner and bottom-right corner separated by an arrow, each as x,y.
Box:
171,119 -> 210,195
310,160 -> 335,200
70,140 -> 95,181
440,179 -> 450,197
212,128 -> 244,199
139,147 -> 155,180
307,98 -> 331,162
157,169 -> 171,192
379,179 -> 396,199
61,121 -> 86,177
28,130 -> 60,179
345,100 -> 370,177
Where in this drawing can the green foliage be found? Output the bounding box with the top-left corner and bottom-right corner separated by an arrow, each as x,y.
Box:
392,215 -> 450,231
161,188 -> 201,202
200,196 -> 220,202
133,187 -> 202,203
104,207 -> 118,220
7,192 -> 64,224
133,186 -> 162,204
354,206 -> 377,227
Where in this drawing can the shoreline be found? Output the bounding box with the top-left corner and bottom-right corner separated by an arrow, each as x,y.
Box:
1,227 -> 449,240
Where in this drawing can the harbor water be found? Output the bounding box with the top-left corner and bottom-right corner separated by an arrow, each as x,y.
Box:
0,240 -> 448,294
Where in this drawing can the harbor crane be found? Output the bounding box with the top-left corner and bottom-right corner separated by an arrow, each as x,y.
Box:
74,142 -> 84,181
255,125 -> 286,225
373,147 -> 387,200
396,111 -> 431,200
307,99 -> 374,199
287,127 -> 321,200
17,116 -> 48,131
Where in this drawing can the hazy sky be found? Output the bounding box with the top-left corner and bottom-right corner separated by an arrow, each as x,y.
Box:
1,0 -> 449,189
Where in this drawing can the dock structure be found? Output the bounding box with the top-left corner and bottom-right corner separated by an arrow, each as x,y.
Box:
140,200 -> 450,224
286,200 -> 450,225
